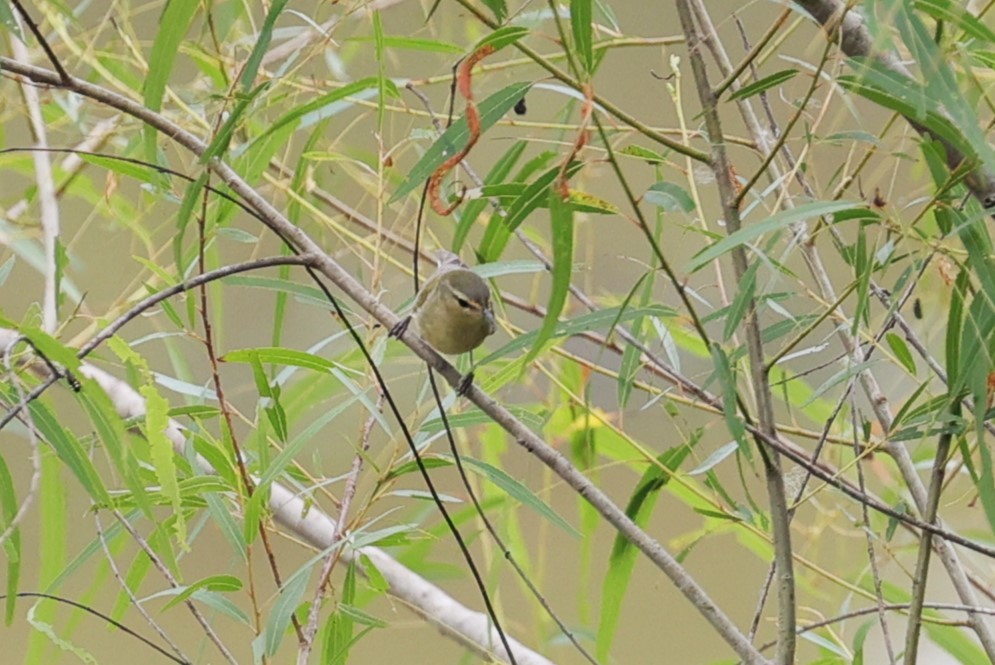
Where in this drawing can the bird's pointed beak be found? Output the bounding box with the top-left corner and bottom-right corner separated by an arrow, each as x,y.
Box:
484,308 -> 496,335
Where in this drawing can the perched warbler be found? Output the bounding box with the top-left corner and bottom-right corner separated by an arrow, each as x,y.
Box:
390,251 -> 496,391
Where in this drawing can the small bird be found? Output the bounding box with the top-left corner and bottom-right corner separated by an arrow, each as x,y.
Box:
390,251 -> 496,393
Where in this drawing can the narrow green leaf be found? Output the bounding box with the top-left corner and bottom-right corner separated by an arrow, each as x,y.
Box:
620,144 -> 667,163
239,0 -> 289,92
885,501 -> 908,541
249,355 -> 288,443
688,200 -> 864,272
142,385 -> 187,549
457,456 -> 579,536
26,453 -> 66,662
479,304 -> 674,365
386,457 -> 459,481
391,82 -> 533,202
852,223 -> 872,336
597,443 -> 695,660
0,256 -> 13,287
728,69 -> 798,101
567,190 -> 618,214
924,620 -> 989,664
346,35 -> 463,54
852,620 -> 874,665
350,524 -> 416,549
185,589 -> 252,626
974,396 -> 995,541
225,346 -> 336,373
173,171 -> 208,270
616,273 -> 652,409
916,0 -> 995,41
254,395 -> 359,491
644,181 -> 695,212
205,492 -> 247,562
78,154 -> 165,186
969,50 -> 995,73
479,0 -> 507,21
478,161 -> 583,262
262,78 -> 381,141
688,441 -> 739,475
947,269 -> 967,387
957,287 -> 995,408
28,400 -> 110,505
522,188 -> 574,367
710,344 -> 748,456
76,387 -> 154,520
474,25 -> 528,53
261,565 -> 309,658
18,326 -> 81,376
421,405 -> 544,433
887,0 -> 995,174
201,84 -> 268,163
803,361 -> 877,407
0,452 -> 21,625
144,0 -> 199,160
162,574 -> 243,610
322,562 -> 358,665
890,381 -> 933,430
0,1 -> 23,41
839,66 -> 977,162
231,120 -> 296,206
373,10 -> 386,131
885,332 -> 917,374
26,610 -> 95,661
453,140 -> 527,252
723,262 -> 758,341
225,275 -> 338,307
570,0 -> 594,73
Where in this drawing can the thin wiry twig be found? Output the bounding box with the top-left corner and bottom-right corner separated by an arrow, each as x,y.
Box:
111,508 -> 239,665
95,514 -> 191,664
0,592 -> 189,664
851,405 -> 898,665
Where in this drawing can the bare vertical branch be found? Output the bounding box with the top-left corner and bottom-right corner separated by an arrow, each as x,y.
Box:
675,3 -> 796,662
10,34 -> 60,333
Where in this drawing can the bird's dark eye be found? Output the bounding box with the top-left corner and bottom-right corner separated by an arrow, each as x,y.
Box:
455,296 -> 472,309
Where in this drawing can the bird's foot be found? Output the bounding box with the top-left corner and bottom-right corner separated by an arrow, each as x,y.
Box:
389,316 -> 411,338
456,371 -> 475,397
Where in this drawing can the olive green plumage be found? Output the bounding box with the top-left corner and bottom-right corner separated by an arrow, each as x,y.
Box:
408,268 -> 495,355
